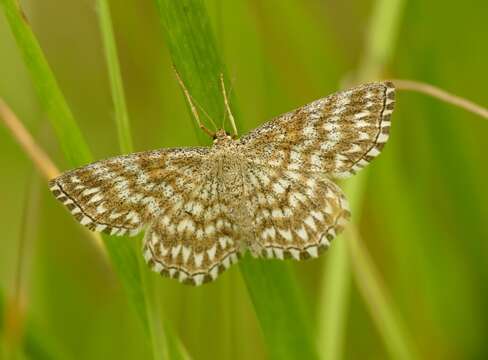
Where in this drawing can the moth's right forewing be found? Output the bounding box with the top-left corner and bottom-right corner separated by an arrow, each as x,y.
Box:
239,81 -> 395,178
49,147 -> 209,236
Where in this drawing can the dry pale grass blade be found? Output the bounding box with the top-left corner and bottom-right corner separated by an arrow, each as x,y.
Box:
4,174 -> 39,357
346,225 -> 416,360
320,0 -> 411,359
0,98 -> 106,255
1,0 -> 158,342
0,99 -> 58,179
393,79 -> 488,119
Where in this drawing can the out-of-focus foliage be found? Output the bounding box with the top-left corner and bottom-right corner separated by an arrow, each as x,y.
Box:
0,0 -> 487,359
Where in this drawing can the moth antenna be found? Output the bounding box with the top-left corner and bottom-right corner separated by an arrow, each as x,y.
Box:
220,73 -> 238,137
174,68 -> 216,138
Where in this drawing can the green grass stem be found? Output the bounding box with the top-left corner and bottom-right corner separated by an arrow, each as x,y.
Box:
348,0 -> 417,359
319,0 -> 417,359
0,0 -> 156,352
96,1 -> 190,358
0,0 -> 91,168
1,285 -> 67,359
153,1 -> 318,358
97,0 -> 134,155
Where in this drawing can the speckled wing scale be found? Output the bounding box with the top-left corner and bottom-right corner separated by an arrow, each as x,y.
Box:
49,81 -> 395,285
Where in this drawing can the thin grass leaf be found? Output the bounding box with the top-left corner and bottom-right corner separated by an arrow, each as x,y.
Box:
319,0 -> 416,358
0,0 -> 91,168
153,1 -> 318,359
162,322 -> 193,360
346,225 -> 417,360
96,2 -> 190,358
357,0 -> 406,81
318,170 -> 369,360
239,257 -> 318,360
0,0 -> 154,346
0,290 -> 3,333
1,289 -> 67,360
21,316 -> 68,360
348,0 -> 417,357
318,236 -> 350,359
97,0 -> 134,154
154,0 -> 231,143
347,0 -> 417,359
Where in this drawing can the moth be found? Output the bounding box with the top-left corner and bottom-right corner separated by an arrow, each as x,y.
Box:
49,75 -> 395,286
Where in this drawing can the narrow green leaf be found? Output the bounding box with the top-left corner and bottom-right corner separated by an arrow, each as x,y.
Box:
96,2 -> 190,359
0,289 -> 3,333
347,0 -> 417,358
319,0 -> 416,359
318,236 -> 350,359
0,0 -> 153,347
0,290 -> 68,360
239,257 -> 318,360
97,0 -> 133,154
153,1 -> 318,359
357,0 -> 406,81
0,0 -> 91,168
163,322 -> 193,360
154,0 -> 241,141
22,316 -> 68,360
347,224 -> 417,360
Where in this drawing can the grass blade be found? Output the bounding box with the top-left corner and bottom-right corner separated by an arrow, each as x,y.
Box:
319,0 -> 416,358
154,0 -> 229,142
153,1 -> 318,358
0,179 -> 68,360
0,291 -> 68,360
21,316 -> 67,360
97,0 -> 134,154
239,258 -> 318,360
318,236 -> 350,359
96,1 -> 189,358
357,0 -> 406,81
0,0 -> 154,349
0,0 -> 91,168
348,0 -> 417,357
347,0 -> 418,358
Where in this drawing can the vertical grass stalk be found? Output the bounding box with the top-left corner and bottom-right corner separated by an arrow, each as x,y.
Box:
153,1 -> 318,359
0,0 -> 156,351
0,182 -> 67,359
319,0 -> 417,359
0,0 -> 92,167
348,0 -> 417,359
97,0 -> 134,154
97,1 -> 190,358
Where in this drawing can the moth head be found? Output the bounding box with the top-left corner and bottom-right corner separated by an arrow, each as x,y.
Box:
212,129 -> 233,145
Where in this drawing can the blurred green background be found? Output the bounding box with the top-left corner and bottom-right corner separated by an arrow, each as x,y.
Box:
1,0 -> 487,359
